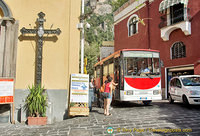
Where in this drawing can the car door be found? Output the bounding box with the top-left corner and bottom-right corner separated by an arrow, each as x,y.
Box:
169,78 -> 176,100
174,78 -> 182,101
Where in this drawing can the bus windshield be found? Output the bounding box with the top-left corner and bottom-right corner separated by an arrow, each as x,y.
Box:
123,52 -> 160,77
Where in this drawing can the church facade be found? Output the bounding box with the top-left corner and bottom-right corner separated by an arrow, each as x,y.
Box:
0,0 -> 81,123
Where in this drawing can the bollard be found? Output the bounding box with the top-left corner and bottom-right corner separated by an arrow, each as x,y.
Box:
47,101 -> 53,124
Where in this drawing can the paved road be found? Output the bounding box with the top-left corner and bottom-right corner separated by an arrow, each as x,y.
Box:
0,100 -> 200,136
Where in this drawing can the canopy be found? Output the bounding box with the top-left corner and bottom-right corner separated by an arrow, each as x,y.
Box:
159,0 -> 188,12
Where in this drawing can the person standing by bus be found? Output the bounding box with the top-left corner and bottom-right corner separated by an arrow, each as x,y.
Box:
104,77 -> 113,116
106,75 -> 118,110
89,77 -> 95,111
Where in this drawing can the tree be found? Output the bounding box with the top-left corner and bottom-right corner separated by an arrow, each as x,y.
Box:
84,43 -> 99,76
109,0 -> 129,12
83,3 -> 114,76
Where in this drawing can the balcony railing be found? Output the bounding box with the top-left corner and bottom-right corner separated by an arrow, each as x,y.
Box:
159,8 -> 191,29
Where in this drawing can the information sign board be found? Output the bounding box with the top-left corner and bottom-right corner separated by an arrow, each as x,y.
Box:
0,79 -> 14,104
68,74 -> 89,116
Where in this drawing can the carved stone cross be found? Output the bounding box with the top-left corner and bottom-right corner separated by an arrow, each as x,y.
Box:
20,12 -> 61,85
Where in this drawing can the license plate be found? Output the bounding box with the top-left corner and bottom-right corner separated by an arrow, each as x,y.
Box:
140,97 -> 147,100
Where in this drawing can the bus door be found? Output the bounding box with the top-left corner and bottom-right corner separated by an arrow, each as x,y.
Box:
114,57 -> 120,100
116,53 -> 124,100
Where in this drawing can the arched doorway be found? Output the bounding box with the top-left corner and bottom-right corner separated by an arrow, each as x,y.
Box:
0,0 -> 18,78
0,0 -> 12,17
0,0 -> 18,124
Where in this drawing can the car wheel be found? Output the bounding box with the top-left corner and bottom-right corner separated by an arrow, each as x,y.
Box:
169,94 -> 174,104
143,100 -> 152,105
183,95 -> 189,105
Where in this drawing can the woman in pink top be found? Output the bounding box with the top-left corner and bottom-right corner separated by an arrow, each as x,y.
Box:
104,77 -> 113,116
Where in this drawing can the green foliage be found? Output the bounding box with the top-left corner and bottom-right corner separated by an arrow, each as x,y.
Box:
84,42 -> 99,76
110,0 -> 129,12
85,12 -> 114,45
84,5 -> 114,77
83,0 -> 141,76
24,84 -> 47,117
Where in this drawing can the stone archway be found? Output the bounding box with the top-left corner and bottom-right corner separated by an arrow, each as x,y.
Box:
0,0 -> 18,124
0,0 -> 18,78
0,0 -> 13,17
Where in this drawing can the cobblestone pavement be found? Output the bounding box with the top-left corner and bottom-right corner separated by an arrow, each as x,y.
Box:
0,100 -> 200,136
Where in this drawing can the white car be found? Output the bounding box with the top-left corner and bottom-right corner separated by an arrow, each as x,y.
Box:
168,75 -> 200,105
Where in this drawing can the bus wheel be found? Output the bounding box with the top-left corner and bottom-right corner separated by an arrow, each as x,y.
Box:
143,100 -> 152,105
169,94 -> 174,104
183,95 -> 189,105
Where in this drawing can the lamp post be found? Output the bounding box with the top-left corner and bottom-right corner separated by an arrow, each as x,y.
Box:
80,0 -> 97,74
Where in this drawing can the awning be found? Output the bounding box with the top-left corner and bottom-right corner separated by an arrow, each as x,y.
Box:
168,66 -> 194,72
159,0 -> 188,12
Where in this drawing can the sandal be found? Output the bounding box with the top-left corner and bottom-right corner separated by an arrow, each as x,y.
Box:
106,113 -> 112,116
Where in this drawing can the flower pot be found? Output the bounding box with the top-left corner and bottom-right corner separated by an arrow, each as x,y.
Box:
28,116 -> 47,126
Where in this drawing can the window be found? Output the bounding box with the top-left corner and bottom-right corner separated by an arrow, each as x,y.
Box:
159,1 -> 190,29
127,15 -> 138,36
171,42 -> 186,59
170,3 -> 184,25
96,67 -> 100,78
170,79 -> 175,87
176,79 -> 182,88
124,57 -> 160,76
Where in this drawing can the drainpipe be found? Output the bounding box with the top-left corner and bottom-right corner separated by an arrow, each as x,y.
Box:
146,0 -> 150,49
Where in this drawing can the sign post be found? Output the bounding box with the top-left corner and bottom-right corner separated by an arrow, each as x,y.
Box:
68,74 -> 89,116
0,78 -> 15,124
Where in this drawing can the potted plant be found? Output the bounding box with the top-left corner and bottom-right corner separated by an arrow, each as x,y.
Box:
24,84 -> 47,125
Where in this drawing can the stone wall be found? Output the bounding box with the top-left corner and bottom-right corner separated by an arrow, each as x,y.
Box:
13,89 -> 68,124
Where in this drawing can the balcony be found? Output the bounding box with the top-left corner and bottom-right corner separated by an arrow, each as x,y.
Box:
159,8 -> 191,41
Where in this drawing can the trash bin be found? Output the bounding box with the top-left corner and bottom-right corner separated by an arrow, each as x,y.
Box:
89,89 -> 94,112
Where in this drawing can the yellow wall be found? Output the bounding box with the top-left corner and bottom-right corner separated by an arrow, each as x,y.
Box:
5,0 -> 81,89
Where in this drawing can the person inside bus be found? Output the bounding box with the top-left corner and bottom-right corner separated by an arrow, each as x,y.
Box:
128,66 -> 134,75
104,76 -> 113,116
138,62 -> 150,76
153,62 -> 160,74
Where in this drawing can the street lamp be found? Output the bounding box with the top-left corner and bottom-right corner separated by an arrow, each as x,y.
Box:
90,0 -> 97,10
80,0 -> 97,74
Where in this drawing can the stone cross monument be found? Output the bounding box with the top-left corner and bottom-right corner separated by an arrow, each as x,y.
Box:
20,12 -> 61,85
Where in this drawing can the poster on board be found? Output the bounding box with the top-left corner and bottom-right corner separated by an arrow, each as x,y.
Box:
0,79 -> 14,104
68,74 -> 89,116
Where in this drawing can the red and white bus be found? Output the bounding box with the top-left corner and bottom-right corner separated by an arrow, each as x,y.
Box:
94,49 -> 162,105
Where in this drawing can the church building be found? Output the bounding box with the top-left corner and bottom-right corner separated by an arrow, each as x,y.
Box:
0,0 -> 81,123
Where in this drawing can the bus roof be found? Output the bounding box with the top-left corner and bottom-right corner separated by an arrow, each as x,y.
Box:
94,49 -> 160,67
121,49 -> 160,52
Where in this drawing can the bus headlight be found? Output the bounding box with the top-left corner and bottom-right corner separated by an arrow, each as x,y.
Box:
153,90 -> 161,95
126,90 -> 134,95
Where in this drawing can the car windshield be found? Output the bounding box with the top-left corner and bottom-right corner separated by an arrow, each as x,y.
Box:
181,77 -> 200,86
